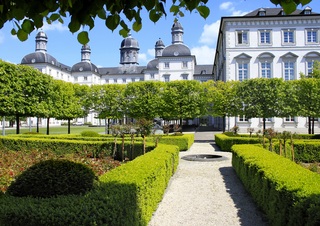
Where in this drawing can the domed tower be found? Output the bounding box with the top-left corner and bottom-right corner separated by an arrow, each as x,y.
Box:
171,20 -> 184,44
35,31 -> 48,53
155,38 -> 165,58
81,44 -> 91,62
120,34 -> 139,65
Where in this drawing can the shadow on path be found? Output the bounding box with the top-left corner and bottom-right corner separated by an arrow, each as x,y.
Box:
219,166 -> 269,226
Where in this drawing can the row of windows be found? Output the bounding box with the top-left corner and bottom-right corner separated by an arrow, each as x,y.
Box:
236,28 -> 319,46
164,61 -> 189,69
237,116 -> 313,122
105,78 -> 143,83
163,74 -> 189,82
237,59 -> 318,81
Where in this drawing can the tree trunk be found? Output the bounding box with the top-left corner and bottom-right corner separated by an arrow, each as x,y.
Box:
222,115 -> 226,132
46,117 -> 50,135
36,117 -> 39,133
143,135 -> 146,154
263,117 -> 266,133
308,116 -> 311,134
68,119 -> 71,134
107,118 -> 110,134
312,117 -> 315,134
16,115 -> 20,134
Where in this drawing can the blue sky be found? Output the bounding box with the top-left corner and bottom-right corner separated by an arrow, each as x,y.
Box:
1,0 -> 320,68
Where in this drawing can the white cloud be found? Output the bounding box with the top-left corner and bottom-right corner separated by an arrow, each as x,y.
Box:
220,2 -> 234,11
191,45 -> 215,64
40,21 -> 68,32
199,20 -> 220,46
147,48 -> 154,57
138,53 -> 148,64
219,1 -> 248,16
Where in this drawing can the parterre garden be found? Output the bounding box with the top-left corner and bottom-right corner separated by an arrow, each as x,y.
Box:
216,131 -> 320,226
0,129 -> 194,226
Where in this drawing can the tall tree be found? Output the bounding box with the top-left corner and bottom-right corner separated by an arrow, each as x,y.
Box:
162,80 -> 206,126
53,80 -> 84,134
238,78 -> 286,132
89,84 -> 125,133
204,80 -> 242,132
124,81 -> 164,121
295,78 -> 320,134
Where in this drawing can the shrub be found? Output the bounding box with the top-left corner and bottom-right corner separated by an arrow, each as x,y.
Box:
232,144 -> 320,226
7,159 -> 96,198
80,130 -> 100,137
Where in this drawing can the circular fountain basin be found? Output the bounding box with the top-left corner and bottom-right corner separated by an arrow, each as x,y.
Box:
181,154 -> 228,162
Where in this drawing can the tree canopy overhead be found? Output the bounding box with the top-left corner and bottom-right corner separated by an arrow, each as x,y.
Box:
1,0 -> 210,44
0,0 -> 312,44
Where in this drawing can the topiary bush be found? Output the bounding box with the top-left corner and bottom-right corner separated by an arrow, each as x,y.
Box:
80,130 -> 100,137
7,159 -> 96,198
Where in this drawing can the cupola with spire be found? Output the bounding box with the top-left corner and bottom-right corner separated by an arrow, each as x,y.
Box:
155,38 -> 165,57
171,19 -> 184,44
120,33 -> 139,65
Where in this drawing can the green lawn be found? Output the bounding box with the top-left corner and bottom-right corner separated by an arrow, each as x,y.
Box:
2,126 -> 107,135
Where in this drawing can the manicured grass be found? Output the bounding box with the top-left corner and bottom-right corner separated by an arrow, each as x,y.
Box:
2,126 -> 107,135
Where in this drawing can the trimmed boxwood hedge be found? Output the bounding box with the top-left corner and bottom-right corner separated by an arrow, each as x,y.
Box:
0,144 -> 180,226
0,136 -> 153,161
215,133 -> 263,151
232,144 -> 320,226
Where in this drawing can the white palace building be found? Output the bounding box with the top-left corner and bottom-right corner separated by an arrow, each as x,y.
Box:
19,21 -> 213,127
213,7 -> 320,133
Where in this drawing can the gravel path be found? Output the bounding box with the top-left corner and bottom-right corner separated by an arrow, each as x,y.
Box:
148,131 -> 268,226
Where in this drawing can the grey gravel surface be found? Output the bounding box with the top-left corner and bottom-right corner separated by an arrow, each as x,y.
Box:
148,131 -> 268,226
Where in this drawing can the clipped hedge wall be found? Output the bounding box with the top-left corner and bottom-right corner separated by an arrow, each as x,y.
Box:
273,141 -> 320,163
0,144 -> 179,226
148,133 -> 194,151
215,133 -> 263,151
0,136 -> 153,161
232,144 -> 320,226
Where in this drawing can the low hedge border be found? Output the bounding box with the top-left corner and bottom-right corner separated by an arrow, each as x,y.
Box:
0,136 -> 153,160
273,140 -> 320,163
0,144 -> 179,226
8,133 -> 194,152
215,133 -> 263,151
232,144 -> 320,226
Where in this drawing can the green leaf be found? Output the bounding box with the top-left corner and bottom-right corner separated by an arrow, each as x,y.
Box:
11,28 -> 17,35
12,8 -> 26,20
197,6 -> 210,19
281,1 -> 297,14
97,9 -> 107,20
149,9 -> 161,23
132,21 -> 142,32
105,14 -> 120,31
68,18 -> 81,33
77,31 -> 89,45
21,20 -> 34,34
0,5 -> 3,13
50,13 -> 60,21
17,29 -> 28,41
119,28 -> 129,37
170,5 -> 180,15
300,0 -> 312,5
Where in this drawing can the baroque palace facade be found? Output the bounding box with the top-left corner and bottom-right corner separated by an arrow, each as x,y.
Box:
20,21 -> 213,126
213,6 -> 320,132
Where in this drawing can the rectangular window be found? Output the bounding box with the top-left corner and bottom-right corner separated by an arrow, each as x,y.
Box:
283,29 -> 295,44
131,78 -> 135,82
237,31 -> 248,44
307,29 -> 318,43
182,74 -> 188,80
164,62 -> 170,68
307,61 -> 314,75
105,79 -> 109,84
114,79 -> 117,83
182,61 -> 188,68
284,62 -> 294,80
164,75 -> 170,82
238,63 -> 248,81
84,76 -> 88,81
122,78 -> 126,83
260,30 -> 271,44
238,115 -> 248,122
261,62 -> 271,78
285,116 -> 295,122
150,73 -> 155,79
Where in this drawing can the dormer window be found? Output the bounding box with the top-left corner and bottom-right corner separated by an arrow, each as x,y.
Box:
303,6 -> 312,14
258,8 -> 266,16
